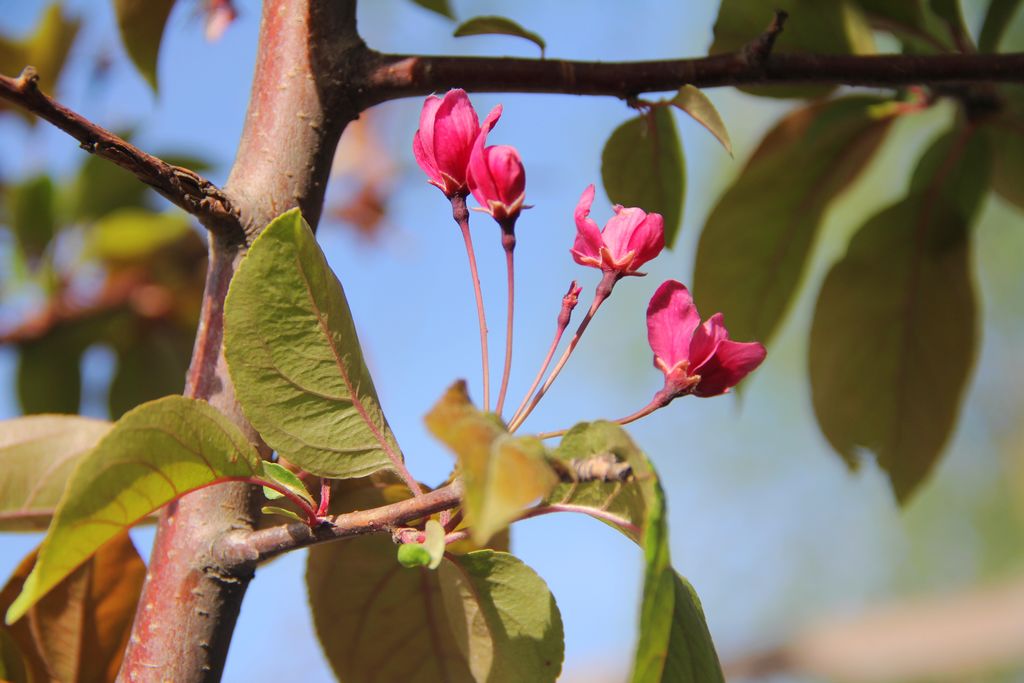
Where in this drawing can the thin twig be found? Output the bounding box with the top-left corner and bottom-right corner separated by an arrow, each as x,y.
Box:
0,67 -> 244,242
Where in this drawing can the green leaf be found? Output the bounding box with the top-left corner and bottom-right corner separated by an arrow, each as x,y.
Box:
17,334 -> 84,415
424,518 -> 446,569
0,4 -> 79,121
453,16 -> 546,56
261,506 -> 306,523
989,88 -> 1024,211
71,152 -> 149,222
601,108 -> 685,248
631,481 -> 724,683
112,0 -> 176,91
5,175 -> 56,260
979,0 -> 1022,51
693,97 -> 894,348
669,86 -> 732,156
809,129 -> 991,502
108,325 -> 192,419
711,0 -> 874,98
307,480 -> 476,683
0,533 -> 145,683
425,382 -> 558,545
5,395 -> 263,624
225,208 -> 405,479
409,0 -> 455,20
439,550 -> 564,683
87,208 -> 192,263
397,543 -> 433,568
545,421 -> 658,544
261,461 -> 314,505
0,415 -> 111,532
855,0 -> 926,29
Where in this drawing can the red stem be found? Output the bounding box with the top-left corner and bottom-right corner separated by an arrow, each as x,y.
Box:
495,241 -> 515,417
451,195 -> 491,411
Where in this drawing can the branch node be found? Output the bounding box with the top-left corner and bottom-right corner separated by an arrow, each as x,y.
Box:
742,10 -> 789,67
16,65 -> 39,91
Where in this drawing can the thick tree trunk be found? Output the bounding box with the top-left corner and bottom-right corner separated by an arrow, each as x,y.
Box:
117,2 -> 360,680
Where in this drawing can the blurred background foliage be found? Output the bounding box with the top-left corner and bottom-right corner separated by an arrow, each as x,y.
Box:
1,1 -> 1024,681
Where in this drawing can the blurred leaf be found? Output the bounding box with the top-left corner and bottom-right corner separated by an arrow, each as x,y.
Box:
810,129 -> 991,502
980,0 -> 1022,51
0,628 -> 28,683
0,533 -> 144,683
87,208 -> 192,263
17,333 -> 84,415
453,16 -> 546,55
107,324 -> 191,418
112,0 -> 176,91
601,108 -> 685,248
5,174 -> 56,260
711,0 -> 873,98
439,550 -> 564,683
425,382 -> 557,546
669,86 -> 732,156
423,519 -> 446,569
631,481 -> 723,683
0,415 -> 111,532
5,395 -> 264,624
24,4 -> 80,93
261,461 -> 314,505
224,208 -> 404,479
854,0 -> 926,28
545,421 -> 658,544
989,88 -> 1024,210
260,506 -> 305,522
409,0 -> 455,20
307,480 -> 476,683
71,153 -> 149,222
693,96 -> 893,347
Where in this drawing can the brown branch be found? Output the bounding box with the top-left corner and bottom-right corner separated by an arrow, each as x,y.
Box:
217,481 -> 465,564
0,67 -> 244,243
358,49 -> 1024,106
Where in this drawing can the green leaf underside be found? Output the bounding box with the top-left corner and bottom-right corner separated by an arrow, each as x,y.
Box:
711,0 -> 873,98
809,129 -> 991,502
225,208 -> 403,479
670,86 -> 732,156
979,0 -> 1022,52
439,551 -> 564,683
0,415 -> 112,532
261,461 -> 314,504
545,421 -> 658,544
631,480 -> 723,683
693,97 -> 894,346
113,0 -> 176,90
5,396 -> 263,624
602,108 -> 685,248
409,0 -> 455,20
261,506 -> 306,523
425,382 -> 558,545
453,16 -> 546,55
307,482 -> 475,683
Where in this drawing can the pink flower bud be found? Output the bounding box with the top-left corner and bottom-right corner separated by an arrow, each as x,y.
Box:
413,90 -> 500,198
570,185 -> 665,277
468,108 -> 526,223
646,280 -> 765,399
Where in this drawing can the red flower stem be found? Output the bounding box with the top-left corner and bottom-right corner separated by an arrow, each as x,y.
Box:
615,395 -> 668,427
316,478 -> 331,517
495,224 -> 517,416
451,195 -> 490,411
508,272 -> 617,432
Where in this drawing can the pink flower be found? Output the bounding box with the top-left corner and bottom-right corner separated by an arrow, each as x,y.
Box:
468,108 -> 526,223
412,89 -> 500,198
647,280 -> 766,398
570,185 -> 665,277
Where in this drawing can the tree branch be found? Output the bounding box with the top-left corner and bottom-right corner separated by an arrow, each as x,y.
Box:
358,49 -> 1024,106
0,67 -> 244,243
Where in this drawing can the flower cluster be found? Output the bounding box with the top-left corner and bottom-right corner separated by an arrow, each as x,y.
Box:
414,89 -> 766,430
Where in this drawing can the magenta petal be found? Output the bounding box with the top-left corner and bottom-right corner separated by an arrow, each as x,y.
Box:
480,104 -> 503,134
433,90 -> 481,189
689,312 -> 729,372
488,146 -> 526,204
602,206 -> 648,264
646,280 -> 702,373
692,340 -> 767,397
572,185 -> 603,263
625,213 -> 665,270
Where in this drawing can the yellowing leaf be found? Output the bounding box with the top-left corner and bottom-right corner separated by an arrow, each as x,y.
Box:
225,208 -> 405,479
0,415 -> 111,531
425,382 -> 558,545
453,16 -> 546,56
810,129 -> 991,501
439,551 -> 564,683
669,86 -> 732,156
602,108 -> 685,248
113,0 -> 176,91
5,396 -> 263,624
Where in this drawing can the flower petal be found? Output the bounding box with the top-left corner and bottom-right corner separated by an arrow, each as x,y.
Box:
689,312 -> 728,372
646,280 -> 702,373
571,185 -> 604,266
432,90 -> 483,191
602,206 -> 648,264
624,213 -> 665,271
692,339 -> 766,397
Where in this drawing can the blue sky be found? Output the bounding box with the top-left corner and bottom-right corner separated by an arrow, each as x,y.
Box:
3,2 -> 1024,681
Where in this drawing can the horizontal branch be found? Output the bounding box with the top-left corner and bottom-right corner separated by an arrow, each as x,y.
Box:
0,67 -> 245,242
359,49 -> 1024,105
